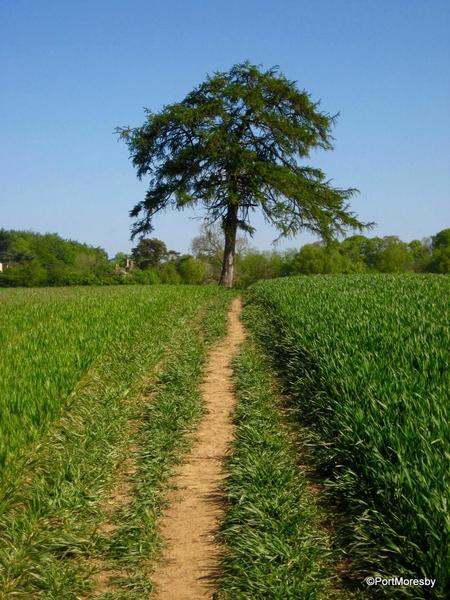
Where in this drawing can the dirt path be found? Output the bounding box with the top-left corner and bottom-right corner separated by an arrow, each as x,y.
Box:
152,297 -> 245,600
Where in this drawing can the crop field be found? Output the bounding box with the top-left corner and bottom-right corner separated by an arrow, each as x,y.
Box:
1,277 -> 448,598
0,286 -> 229,474
245,274 -> 450,597
0,285 -> 232,597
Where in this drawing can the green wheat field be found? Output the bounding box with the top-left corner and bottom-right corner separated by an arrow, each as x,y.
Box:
0,276 -> 448,598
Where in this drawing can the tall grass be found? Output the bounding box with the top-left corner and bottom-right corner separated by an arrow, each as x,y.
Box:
218,342 -> 348,599
245,274 -> 450,598
0,286 -> 223,483
0,285 -> 232,597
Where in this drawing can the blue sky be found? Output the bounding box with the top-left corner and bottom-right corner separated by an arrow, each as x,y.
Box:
1,0 -> 449,257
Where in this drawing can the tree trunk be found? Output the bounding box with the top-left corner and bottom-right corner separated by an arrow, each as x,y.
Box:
219,204 -> 238,288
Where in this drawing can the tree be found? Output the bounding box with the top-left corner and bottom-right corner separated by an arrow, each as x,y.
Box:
373,236 -> 413,273
191,222 -> 248,280
291,242 -> 353,274
191,222 -> 248,260
176,255 -> 206,284
131,238 -> 168,269
408,239 -> 431,272
113,251 -> 128,268
428,228 -> 450,273
118,63 -> 370,287
0,230 -> 11,261
235,250 -> 284,288
0,230 -> 112,287
339,235 -> 370,271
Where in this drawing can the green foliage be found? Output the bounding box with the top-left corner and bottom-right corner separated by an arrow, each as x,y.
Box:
128,267 -> 160,284
118,62 -> 367,286
372,236 -> 413,272
112,251 -> 127,267
157,261 -> 182,284
0,229 -> 111,287
131,237 -> 168,269
230,231 -> 446,286
0,226 -> 447,289
338,235 -> 372,271
291,243 -> 330,274
176,255 -> 206,284
0,285 -> 231,597
289,242 -> 355,274
245,275 -> 450,597
218,342 -> 345,599
118,62 -> 365,238
0,287 -> 162,470
235,250 -> 284,287
428,228 -> 450,273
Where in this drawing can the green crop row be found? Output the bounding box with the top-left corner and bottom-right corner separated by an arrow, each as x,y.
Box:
218,342 -> 346,599
0,286 -> 224,488
245,274 -> 450,598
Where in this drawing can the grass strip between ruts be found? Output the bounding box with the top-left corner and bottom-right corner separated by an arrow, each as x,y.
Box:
216,340 -> 365,600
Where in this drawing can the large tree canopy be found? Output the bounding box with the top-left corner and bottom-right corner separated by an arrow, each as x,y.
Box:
118,62 -> 370,286
131,237 -> 168,269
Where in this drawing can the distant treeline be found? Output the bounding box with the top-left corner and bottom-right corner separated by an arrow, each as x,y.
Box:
0,230 -> 205,287
0,230 -> 112,287
233,228 -> 450,287
0,227 -> 449,288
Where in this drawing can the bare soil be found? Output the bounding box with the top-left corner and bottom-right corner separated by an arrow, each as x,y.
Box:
152,297 -> 245,600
